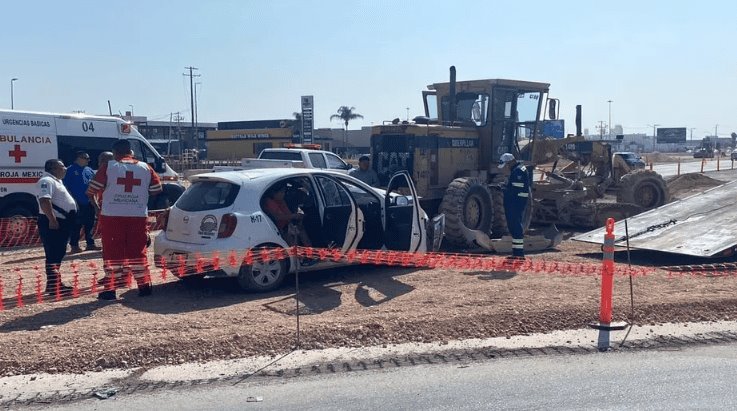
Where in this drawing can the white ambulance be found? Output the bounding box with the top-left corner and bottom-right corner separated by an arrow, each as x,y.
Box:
0,110 -> 184,233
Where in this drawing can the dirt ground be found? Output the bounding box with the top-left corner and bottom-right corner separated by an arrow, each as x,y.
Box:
0,174 -> 735,377
2,236 -> 737,377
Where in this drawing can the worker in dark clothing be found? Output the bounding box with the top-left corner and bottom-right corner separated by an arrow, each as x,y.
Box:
63,151 -> 97,252
498,153 -> 531,258
37,159 -> 78,295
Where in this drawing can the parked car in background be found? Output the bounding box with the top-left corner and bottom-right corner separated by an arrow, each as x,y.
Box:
154,168 -> 445,292
612,152 -> 645,169
693,148 -> 715,159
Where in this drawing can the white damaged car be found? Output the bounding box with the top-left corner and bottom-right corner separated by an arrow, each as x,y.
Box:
154,168 -> 444,292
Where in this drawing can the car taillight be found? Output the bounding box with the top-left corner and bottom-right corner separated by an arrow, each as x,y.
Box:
161,175 -> 179,181
157,208 -> 170,231
218,213 -> 237,238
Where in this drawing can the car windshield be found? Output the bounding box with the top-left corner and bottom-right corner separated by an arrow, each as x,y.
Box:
176,181 -> 240,211
259,151 -> 302,161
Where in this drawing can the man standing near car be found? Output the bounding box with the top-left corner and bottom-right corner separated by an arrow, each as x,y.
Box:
86,140 -> 162,300
498,153 -> 531,259
63,151 -> 97,253
37,159 -> 77,295
348,155 -> 379,187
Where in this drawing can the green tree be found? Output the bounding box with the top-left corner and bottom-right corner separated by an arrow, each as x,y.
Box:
330,106 -> 364,148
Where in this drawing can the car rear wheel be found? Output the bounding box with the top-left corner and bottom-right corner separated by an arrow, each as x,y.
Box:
236,245 -> 288,292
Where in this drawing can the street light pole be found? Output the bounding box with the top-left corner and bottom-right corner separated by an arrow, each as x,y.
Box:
647,123 -> 660,152
607,100 -> 613,139
128,104 -> 134,118
10,78 -> 18,110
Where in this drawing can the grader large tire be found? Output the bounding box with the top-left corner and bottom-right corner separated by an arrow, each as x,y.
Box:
617,170 -> 669,210
439,178 -> 493,247
490,186 -> 508,238
489,186 -> 533,238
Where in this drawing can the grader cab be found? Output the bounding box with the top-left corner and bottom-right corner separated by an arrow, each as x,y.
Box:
370,66 -> 668,249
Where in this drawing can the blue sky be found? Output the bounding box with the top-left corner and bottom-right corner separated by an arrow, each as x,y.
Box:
2,0 -> 736,138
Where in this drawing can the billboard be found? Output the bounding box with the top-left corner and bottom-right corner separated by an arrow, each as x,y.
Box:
301,96 -> 314,144
656,127 -> 686,143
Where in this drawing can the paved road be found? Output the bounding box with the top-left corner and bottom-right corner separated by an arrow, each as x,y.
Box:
48,343 -> 737,411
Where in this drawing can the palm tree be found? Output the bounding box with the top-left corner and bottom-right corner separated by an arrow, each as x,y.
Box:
330,106 -> 364,149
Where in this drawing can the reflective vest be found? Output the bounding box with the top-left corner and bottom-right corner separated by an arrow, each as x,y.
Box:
100,159 -> 154,217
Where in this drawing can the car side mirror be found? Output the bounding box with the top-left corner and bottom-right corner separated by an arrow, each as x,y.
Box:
396,196 -> 409,206
345,163 -> 353,170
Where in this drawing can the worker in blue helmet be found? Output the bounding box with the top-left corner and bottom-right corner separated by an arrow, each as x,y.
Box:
498,153 -> 531,258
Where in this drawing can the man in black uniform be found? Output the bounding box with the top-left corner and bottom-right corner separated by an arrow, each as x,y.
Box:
498,153 -> 531,258
37,159 -> 78,294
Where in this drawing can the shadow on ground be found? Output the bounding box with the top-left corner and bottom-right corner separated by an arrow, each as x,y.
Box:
576,248 -> 737,267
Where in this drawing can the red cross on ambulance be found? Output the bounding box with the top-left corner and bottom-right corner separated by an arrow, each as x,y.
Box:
8,144 -> 27,163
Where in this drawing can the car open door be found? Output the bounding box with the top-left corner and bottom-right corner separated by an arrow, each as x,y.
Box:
314,175 -> 363,253
384,171 -> 424,252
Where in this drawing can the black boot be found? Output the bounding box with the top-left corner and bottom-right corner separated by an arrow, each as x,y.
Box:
45,276 -> 73,296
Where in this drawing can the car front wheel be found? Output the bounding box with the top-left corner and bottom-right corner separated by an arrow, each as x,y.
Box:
236,245 -> 288,292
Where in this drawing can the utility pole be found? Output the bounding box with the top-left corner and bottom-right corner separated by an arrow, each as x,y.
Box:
10,78 -> 18,110
647,123 -> 660,153
406,107 -> 410,121
194,82 -> 201,146
168,112 -> 174,156
715,124 -> 719,139
183,66 -> 200,149
607,100 -> 613,139
597,121 -> 607,140
173,111 -> 184,151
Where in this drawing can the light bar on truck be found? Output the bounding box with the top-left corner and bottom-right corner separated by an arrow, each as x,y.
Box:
120,123 -> 132,134
284,143 -> 321,150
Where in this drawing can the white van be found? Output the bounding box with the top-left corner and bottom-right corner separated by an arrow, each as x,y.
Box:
0,110 -> 184,229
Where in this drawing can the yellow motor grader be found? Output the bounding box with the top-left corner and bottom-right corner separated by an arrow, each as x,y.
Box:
369,67 -> 668,249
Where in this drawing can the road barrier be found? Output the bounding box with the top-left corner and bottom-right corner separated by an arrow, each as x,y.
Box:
0,213 -> 166,249
0,245 -> 653,312
589,218 -> 627,351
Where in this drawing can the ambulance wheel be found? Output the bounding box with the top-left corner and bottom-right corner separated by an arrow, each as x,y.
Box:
237,244 -> 288,292
2,205 -> 35,242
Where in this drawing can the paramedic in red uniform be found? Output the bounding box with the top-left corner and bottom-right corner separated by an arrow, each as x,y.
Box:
86,139 -> 162,300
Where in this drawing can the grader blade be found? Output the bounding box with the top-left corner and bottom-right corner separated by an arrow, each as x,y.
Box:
461,224 -> 562,253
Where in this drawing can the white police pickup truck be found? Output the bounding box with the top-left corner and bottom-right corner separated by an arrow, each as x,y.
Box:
240,145 -> 353,173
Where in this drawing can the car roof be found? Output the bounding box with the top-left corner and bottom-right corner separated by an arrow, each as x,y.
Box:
261,148 -> 331,154
190,168 -> 348,185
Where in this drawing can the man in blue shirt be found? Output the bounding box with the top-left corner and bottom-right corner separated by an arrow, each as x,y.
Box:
63,151 -> 97,252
